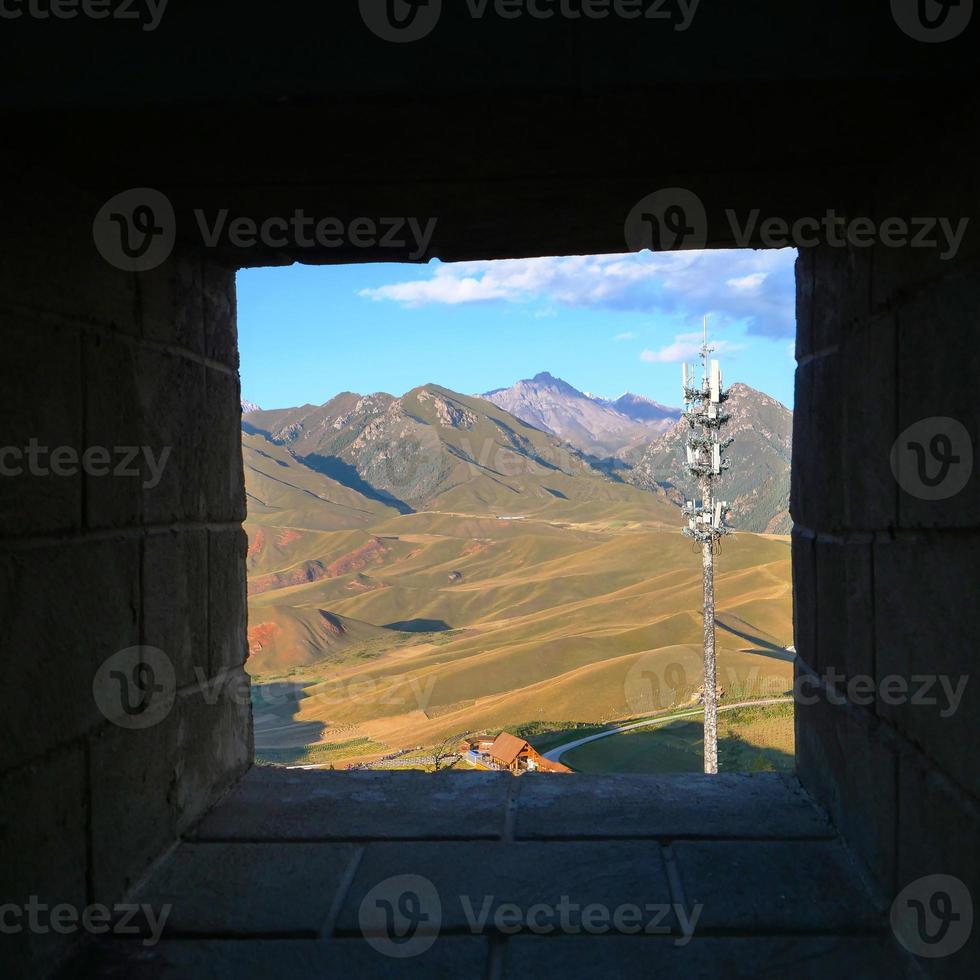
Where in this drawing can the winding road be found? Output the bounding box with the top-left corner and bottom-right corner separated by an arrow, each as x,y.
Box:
542,697 -> 795,764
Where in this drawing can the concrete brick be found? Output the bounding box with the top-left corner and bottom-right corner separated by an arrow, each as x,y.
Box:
203,262 -> 238,369
0,538 -> 140,771
89,713 -> 179,905
895,276 -> 980,529
68,937 -> 491,978
175,671 -> 252,835
0,184 -> 138,335
204,368 -> 246,523
139,251 -> 205,355
208,527 -> 248,675
504,935 -> 909,979
338,841 -> 674,936
137,348 -> 207,524
132,842 -> 359,936
896,748 -> 980,979
143,529 -> 209,688
811,241 -> 872,350
795,247 -> 815,359
0,316 -> 82,537
791,528 -> 817,672
791,351 -> 844,532
813,538 -> 874,695
514,772 -> 831,841
869,175 -> 980,314
0,746 -> 88,978
191,769 -> 513,842
673,840 -> 881,931
83,331 -> 142,530
841,312 -> 898,531
874,533 -> 980,798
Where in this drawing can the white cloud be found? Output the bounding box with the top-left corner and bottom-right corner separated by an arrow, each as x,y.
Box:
358,248 -> 797,338
615,331 -> 635,341
727,272 -> 767,293
641,332 -> 745,364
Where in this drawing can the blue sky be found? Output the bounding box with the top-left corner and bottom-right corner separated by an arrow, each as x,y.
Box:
238,248 -> 798,411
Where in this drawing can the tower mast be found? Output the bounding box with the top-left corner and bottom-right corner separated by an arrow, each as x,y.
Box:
682,317 -> 733,774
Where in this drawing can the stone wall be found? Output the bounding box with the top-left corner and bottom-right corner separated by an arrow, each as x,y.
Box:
0,184 -> 253,976
792,159 -> 980,975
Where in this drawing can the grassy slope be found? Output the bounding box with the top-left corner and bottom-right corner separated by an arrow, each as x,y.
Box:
242,405 -> 794,768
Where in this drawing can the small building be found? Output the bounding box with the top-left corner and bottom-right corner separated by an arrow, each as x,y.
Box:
484,732 -> 570,774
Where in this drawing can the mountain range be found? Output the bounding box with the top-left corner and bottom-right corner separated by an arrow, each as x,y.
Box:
242,370 -> 791,534
482,372 -> 679,457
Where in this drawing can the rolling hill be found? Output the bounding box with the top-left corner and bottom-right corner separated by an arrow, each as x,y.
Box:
240,382 -> 794,769
624,383 -> 793,534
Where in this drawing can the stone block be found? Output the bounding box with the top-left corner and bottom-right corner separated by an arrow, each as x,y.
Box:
874,533 -> 980,798
83,331 -> 142,530
143,529 -> 209,688
506,934 -> 908,978
0,746 -> 88,977
0,538 -> 139,771
131,842 -> 359,937
208,527 -> 248,675
204,368 -> 246,523
895,747 -> 980,979
514,772 -> 830,841
791,528 -> 817,671
895,276 -> 980,529
841,311 -> 898,531
814,537 -> 874,694
138,250 -> 205,355
137,348 -> 207,525
811,241 -> 872,350
0,316 -> 82,537
175,671 -> 252,835
191,769 -> 512,842
89,712 -> 180,905
0,184 -> 138,335
672,840 -> 881,931
795,247 -> 815,360
67,937 -> 490,978
203,262 -> 238,369
337,840 -> 674,936
791,351 -> 844,532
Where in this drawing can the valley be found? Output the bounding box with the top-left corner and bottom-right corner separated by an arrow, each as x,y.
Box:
243,379 -> 795,772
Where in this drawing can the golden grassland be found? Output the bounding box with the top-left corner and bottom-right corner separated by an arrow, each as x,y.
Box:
248,504 -> 794,768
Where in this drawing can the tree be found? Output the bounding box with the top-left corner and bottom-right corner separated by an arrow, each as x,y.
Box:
432,732 -> 468,771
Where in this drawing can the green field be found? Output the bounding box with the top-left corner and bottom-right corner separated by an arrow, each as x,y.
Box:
560,703 -> 795,774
